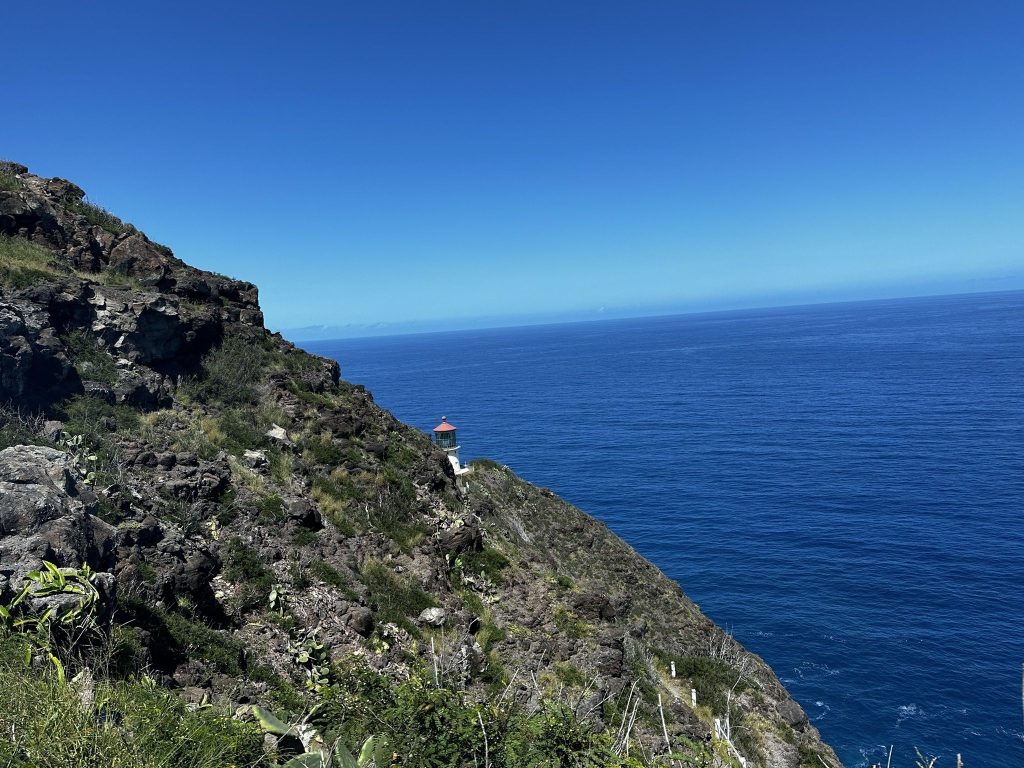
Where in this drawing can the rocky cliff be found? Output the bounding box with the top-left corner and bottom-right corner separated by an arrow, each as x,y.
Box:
0,161 -> 841,768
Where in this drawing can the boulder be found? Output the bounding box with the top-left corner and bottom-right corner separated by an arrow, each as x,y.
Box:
417,607 -> 447,627
0,445 -> 118,605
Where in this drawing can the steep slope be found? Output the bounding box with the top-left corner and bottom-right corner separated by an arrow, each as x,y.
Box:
0,161 -> 841,768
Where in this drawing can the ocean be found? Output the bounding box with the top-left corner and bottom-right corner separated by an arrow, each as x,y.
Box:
302,290 -> 1024,767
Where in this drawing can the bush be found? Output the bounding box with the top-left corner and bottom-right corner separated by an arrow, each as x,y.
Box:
361,561 -> 436,633
216,408 -> 267,454
0,165 -> 23,191
63,329 -> 117,385
667,655 -> 749,716
308,559 -> 350,590
302,434 -> 345,465
57,395 -> 139,460
188,335 -> 266,406
458,547 -> 510,583
0,405 -> 49,451
223,537 -> 274,611
254,493 -> 286,523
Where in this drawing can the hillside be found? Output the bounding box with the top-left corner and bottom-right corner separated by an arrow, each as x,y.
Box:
0,160 -> 841,768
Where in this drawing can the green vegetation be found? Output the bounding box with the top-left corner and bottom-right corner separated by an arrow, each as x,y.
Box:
457,546 -> 510,583
0,235 -> 60,289
223,537 -> 275,611
303,434 -> 345,465
67,197 -> 132,235
663,655 -> 749,717
361,561 -> 436,634
217,407 -> 269,453
0,165 -> 23,191
469,457 -> 504,471
187,334 -> 267,406
57,395 -> 139,456
255,492 -> 286,523
366,465 -> 427,550
0,634 -> 265,768
0,405 -> 50,451
553,605 -> 591,639
308,559 -> 351,591
63,329 -> 118,385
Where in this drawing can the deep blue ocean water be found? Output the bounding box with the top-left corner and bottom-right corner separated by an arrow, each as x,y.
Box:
303,290 -> 1024,767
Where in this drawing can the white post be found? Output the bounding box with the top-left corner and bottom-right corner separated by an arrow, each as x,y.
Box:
691,688 -> 697,708
670,661 -> 676,678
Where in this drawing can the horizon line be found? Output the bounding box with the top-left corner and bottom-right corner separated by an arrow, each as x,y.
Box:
284,285 -> 1024,345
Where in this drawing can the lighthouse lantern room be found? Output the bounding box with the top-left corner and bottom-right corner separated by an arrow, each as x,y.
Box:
433,416 -> 470,476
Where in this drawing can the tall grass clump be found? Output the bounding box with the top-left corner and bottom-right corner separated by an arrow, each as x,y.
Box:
0,634 -> 266,768
0,235 -> 60,289
187,335 -> 267,406
0,165 -> 23,191
67,197 -> 132,235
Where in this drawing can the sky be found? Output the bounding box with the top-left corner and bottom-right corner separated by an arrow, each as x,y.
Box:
3,1 -> 1023,336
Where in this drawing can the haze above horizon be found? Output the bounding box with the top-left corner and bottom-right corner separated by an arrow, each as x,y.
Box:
4,1 -> 1022,332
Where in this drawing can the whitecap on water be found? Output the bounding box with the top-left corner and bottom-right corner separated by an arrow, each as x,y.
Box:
895,703 -> 921,726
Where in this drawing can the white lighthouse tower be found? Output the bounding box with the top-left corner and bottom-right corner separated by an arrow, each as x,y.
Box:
433,416 -> 471,476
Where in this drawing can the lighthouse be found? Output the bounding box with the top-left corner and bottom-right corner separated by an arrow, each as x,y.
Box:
433,416 -> 471,476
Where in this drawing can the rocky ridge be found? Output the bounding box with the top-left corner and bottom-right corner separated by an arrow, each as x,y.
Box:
0,161 -> 841,767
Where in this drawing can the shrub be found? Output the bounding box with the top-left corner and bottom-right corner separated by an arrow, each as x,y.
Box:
254,493 -> 286,523
458,547 -> 510,583
308,559 -> 350,590
504,701 -> 622,768
0,404 -> 49,451
216,408 -> 267,454
223,537 -> 274,612
361,561 -> 436,633
302,434 -> 345,465
667,655 -> 749,716
553,606 -> 590,639
188,335 -> 266,406
63,329 -> 117,385
57,395 -> 139,459
0,235 -> 60,289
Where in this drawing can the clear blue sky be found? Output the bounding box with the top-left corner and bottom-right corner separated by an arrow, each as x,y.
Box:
4,1 -> 1022,335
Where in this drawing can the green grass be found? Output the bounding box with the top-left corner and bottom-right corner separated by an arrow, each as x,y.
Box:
308,559 -> 350,590
0,633 -> 266,768
67,198 -> 132,235
458,547 -> 510,583
0,167 -> 23,191
662,655 -> 750,716
0,235 -> 60,289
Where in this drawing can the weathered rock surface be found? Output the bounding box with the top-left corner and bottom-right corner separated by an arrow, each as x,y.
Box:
0,445 -> 117,599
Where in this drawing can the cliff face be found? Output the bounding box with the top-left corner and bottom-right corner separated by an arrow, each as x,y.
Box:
0,161 -> 841,767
